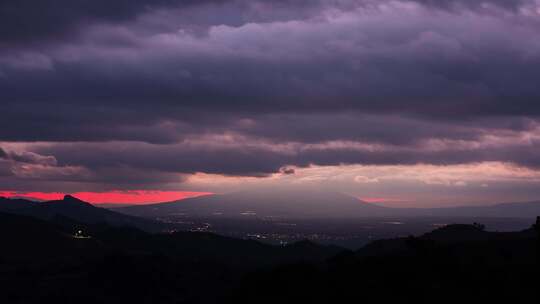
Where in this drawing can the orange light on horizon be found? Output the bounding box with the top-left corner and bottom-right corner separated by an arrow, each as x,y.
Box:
0,190 -> 213,205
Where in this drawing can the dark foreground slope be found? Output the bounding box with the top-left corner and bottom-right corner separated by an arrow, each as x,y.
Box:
0,195 -> 163,231
0,212 -> 103,263
229,222 -> 540,304
0,212 -> 342,304
2,209 -> 540,304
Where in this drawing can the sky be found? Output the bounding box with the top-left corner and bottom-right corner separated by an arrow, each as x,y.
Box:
2,0 -> 540,207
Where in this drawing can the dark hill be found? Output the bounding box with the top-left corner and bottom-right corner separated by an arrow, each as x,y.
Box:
0,207 -> 343,267
118,190 -> 388,218
357,222 -> 537,258
0,212 -> 344,304
2,212 -> 540,304
0,196 -> 39,210
116,190 -> 540,219
0,195 -> 163,231
0,212 -> 102,262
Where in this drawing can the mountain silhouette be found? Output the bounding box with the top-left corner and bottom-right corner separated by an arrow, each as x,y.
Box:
0,210 -> 342,266
118,189 -> 388,218
0,196 -> 39,210
228,220 -> 540,304
116,190 -> 540,219
0,209 -> 345,304
357,222 -> 538,258
0,195 -> 162,231
2,205 -> 540,304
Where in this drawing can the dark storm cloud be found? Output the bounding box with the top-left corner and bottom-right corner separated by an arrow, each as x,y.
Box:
2,0 -> 540,186
0,148 -> 15,177
294,144 -> 540,169
280,167 -> 296,175
2,0 -> 540,119
0,0 -> 352,47
411,0 -> 531,10
0,161 -> 13,177
33,141 -> 287,177
0,0 -> 208,46
0,145 -> 186,189
21,133 -> 540,181
7,151 -> 57,166
0,146 -> 56,165
231,115 -> 535,145
2,0 -> 533,49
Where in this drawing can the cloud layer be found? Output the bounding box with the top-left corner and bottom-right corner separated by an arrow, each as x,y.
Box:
2,0 -> 540,203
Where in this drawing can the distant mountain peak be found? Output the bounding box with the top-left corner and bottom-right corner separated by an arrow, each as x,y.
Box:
118,189 -> 389,219
51,195 -> 94,207
63,194 -> 84,203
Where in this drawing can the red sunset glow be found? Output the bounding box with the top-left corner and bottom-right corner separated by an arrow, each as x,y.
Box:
0,190 -> 213,205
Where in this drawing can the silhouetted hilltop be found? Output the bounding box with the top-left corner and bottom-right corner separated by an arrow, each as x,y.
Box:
0,211 -> 342,266
227,220 -> 540,304
0,195 -> 162,231
2,212 -> 540,304
357,222 -> 538,258
422,224 -> 499,242
118,190 -> 388,218
115,190 -> 540,219
0,196 -> 39,210
0,212 -> 344,303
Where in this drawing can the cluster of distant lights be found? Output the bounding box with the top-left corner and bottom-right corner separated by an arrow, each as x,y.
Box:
73,230 -> 91,239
